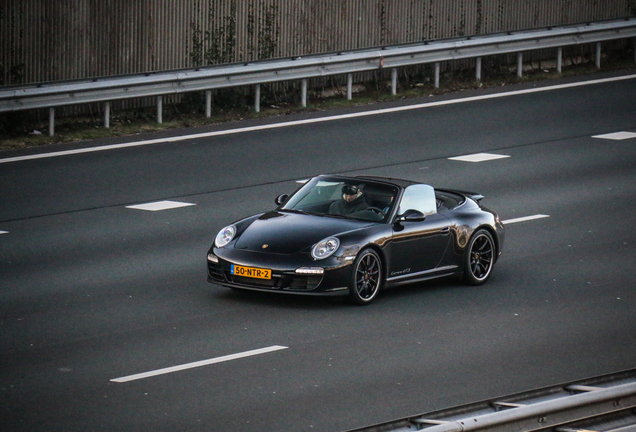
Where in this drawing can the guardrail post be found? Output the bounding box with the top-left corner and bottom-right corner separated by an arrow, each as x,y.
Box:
557,47 -> 563,73
254,84 -> 260,112
301,79 -> 307,107
157,96 -> 163,124
205,90 -> 212,118
434,62 -> 440,88
517,52 -> 523,78
104,102 -> 110,128
391,68 -> 397,95
347,73 -> 353,100
476,57 -> 482,82
596,42 -> 602,69
49,108 -> 55,137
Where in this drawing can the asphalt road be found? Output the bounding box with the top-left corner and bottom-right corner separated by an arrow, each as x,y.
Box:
1,73 -> 636,432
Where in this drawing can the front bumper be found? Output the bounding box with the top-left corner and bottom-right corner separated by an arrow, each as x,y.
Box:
207,247 -> 352,296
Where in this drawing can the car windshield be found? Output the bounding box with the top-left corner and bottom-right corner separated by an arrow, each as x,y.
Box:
281,177 -> 398,222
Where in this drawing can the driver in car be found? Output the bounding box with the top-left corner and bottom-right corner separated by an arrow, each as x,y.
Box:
329,184 -> 369,216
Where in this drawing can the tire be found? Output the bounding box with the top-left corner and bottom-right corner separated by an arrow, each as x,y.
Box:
463,229 -> 495,285
349,249 -> 383,305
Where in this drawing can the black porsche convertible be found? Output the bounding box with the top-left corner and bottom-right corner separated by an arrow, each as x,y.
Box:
207,174 -> 504,304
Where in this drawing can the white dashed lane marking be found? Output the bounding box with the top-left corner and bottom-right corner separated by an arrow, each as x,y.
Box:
0,230 -> 8,234
502,214 -> 550,225
448,153 -> 511,163
111,345 -> 288,383
592,131 -> 636,140
125,200 -> 196,211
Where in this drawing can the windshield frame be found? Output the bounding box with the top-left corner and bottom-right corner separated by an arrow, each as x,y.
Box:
279,175 -> 401,223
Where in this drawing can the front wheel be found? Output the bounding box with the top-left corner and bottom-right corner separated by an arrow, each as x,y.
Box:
463,229 -> 495,285
349,249 -> 383,305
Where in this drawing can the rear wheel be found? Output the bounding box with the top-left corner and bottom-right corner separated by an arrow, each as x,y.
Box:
349,249 -> 382,305
463,229 -> 495,285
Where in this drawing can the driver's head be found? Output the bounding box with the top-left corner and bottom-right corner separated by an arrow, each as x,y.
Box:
342,185 -> 362,202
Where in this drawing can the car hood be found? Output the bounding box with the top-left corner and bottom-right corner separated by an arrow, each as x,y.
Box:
234,211 -> 371,254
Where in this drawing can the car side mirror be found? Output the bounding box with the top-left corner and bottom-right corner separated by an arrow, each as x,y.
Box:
275,194 -> 289,206
397,209 -> 426,222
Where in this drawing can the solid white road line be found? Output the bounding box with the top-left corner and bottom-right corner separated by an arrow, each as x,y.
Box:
111,345 -> 288,383
2,74 -> 635,164
502,214 -> 550,225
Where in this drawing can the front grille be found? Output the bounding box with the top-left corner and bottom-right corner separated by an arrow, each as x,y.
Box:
209,259 -> 324,292
228,272 -> 323,291
208,262 -> 224,281
232,275 -> 279,287
290,275 -> 322,290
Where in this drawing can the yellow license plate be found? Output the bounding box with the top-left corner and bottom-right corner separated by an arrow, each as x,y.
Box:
231,264 -> 272,280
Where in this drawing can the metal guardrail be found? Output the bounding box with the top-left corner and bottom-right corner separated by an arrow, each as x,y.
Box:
1,18 -> 636,136
345,369 -> 636,432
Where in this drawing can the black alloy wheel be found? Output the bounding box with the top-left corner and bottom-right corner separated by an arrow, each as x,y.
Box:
349,249 -> 382,305
464,229 -> 495,285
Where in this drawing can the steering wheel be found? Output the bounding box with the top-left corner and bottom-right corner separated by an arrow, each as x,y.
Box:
366,207 -> 385,216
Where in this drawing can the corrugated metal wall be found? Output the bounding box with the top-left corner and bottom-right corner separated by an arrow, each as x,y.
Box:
1,1 -> 633,92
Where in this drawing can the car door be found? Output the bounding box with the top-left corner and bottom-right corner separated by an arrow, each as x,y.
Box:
387,185 -> 451,281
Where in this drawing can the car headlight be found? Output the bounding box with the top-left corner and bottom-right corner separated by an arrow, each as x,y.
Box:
311,237 -> 340,260
214,225 -> 236,248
